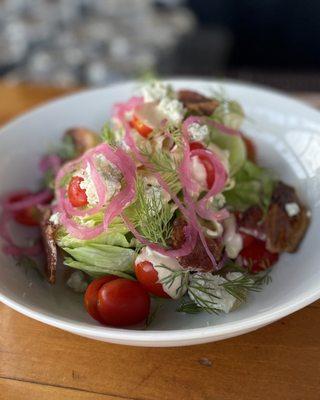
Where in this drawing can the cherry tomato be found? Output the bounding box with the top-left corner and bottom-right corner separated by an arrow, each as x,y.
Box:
97,279 -> 150,327
8,192 -> 41,226
240,237 -> 279,273
84,275 -> 117,323
130,115 -> 153,138
67,176 -> 88,207
239,232 -> 255,248
241,134 -> 256,162
190,141 -> 215,189
189,141 -> 205,151
135,261 -> 170,298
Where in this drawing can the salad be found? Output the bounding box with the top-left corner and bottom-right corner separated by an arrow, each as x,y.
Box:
0,81 -> 311,327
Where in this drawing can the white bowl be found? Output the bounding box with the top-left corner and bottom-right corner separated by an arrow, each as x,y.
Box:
0,79 -> 319,347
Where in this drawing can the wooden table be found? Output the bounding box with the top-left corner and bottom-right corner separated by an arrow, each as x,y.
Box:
0,82 -> 319,400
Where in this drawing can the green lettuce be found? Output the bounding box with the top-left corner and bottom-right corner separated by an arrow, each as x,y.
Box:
224,160 -> 275,212
208,127 -> 246,176
63,243 -> 136,279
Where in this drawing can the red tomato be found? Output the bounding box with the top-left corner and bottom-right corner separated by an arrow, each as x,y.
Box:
190,141 -> 215,189
67,176 -> 88,207
135,261 -> 170,298
97,279 -> 150,327
241,134 -> 256,162
130,115 -> 153,138
84,275 -> 117,323
189,141 -> 205,151
240,237 -> 279,273
8,192 -> 40,226
239,232 -> 255,248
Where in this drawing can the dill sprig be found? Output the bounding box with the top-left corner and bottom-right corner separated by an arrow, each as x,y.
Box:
138,142 -> 181,194
125,177 -> 175,247
179,269 -> 272,315
157,264 -> 189,298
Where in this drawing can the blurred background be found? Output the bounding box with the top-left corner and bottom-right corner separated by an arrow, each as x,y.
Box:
1,0 -> 320,91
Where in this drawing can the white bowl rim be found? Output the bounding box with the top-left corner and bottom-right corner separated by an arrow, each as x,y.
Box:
0,77 -> 319,343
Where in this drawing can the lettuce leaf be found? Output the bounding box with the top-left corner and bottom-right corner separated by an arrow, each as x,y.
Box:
224,160 -> 275,212
63,243 -> 136,279
208,127 -> 246,175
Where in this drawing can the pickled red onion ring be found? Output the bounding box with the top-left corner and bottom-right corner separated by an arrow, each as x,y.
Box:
55,143 -> 136,239
0,210 -> 42,256
39,154 -> 62,174
3,189 -> 53,212
190,148 -> 228,221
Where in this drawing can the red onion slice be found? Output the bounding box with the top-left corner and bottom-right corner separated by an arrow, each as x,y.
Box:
3,189 -> 53,212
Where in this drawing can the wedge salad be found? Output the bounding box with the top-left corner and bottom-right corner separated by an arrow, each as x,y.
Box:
0,81 -> 311,327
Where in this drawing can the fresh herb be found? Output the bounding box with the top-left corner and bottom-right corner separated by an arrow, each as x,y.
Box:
138,143 -> 181,194
185,269 -> 272,314
145,297 -> 165,328
125,177 -> 175,247
157,264 -> 189,298
176,300 -> 203,314
101,122 -> 119,147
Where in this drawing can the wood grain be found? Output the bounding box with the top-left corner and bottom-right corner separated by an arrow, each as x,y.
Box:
0,81 -> 319,400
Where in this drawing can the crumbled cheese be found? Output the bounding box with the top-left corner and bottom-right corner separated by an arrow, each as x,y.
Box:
67,271 -> 88,293
157,97 -> 185,125
188,122 -> 209,141
145,185 -> 163,215
78,163 -> 99,206
141,81 -> 172,102
189,272 -> 243,313
209,193 -> 226,209
285,202 -> 300,217
49,212 -> 61,225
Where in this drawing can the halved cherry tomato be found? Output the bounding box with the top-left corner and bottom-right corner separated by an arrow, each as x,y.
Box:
239,232 -> 255,248
241,134 -> 256,162
84,275 -> 117,323
97,279 -> 150,327
189,141 -> 205,151
240,237 -> 279,273
190,141 -> 215,189
135,261 -> 170,298
130,115 -> 153,138
67,176 -> 88,207
8,192 -> 41,226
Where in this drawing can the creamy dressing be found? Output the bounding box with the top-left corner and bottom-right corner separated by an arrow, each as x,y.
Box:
78,163 -> 99,205
135,247 -> 188,299
188,272 -> 243,313
78,158 -> 122,206
223,215 -> 243,259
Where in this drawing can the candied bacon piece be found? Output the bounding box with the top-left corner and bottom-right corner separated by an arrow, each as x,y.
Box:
178,90 -> 219,116
39,208 -> 57,284
237,205 -> 266,241
64,127 -> 100,157
265,182 -> 310,253
171,217 -> 224,272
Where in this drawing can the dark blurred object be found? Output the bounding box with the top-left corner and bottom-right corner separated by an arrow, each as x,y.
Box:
0,0 -> 195,86
1,0 -> 320,92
